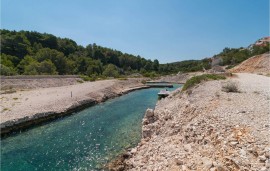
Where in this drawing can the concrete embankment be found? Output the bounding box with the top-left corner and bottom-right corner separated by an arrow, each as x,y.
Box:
0,78 -> 149,137
111,73 -> 270,171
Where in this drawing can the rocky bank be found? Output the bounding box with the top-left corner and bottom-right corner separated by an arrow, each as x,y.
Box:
115,73 -> 270,171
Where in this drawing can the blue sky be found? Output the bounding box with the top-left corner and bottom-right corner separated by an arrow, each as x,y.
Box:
1,0 -> 269,63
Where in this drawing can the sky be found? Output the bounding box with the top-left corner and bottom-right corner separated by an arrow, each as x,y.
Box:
1,0 -> 269,63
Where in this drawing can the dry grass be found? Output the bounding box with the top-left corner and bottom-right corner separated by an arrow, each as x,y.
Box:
2,108 -> 10,112
222,81 -> 240,93
182,74 -> 226,91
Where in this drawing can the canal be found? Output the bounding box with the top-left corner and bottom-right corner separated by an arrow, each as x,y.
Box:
1,85 -> 181,171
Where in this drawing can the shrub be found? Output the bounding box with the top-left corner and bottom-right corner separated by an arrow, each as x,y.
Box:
80,75 -> 96,82
77,80 -> 84,83
117,77 -> 128,80
141,80 -> 146,84
142,71 -> 159,78
103,64 -> 119,78
97,75 -> 107,80
222,81 -> 240,93
225,65 -> 235,70
182,74 -> 226,91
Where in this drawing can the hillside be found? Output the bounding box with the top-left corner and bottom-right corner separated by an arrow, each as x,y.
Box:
229,53 -> 270,74
0,29 -> 161,77
1,29 -> 214,77
1,29 -> 268,77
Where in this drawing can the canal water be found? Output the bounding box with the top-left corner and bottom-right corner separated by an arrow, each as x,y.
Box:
1,85 -> 181,171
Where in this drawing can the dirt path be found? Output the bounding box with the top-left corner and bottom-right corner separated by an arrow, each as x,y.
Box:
233,73 -> 270,96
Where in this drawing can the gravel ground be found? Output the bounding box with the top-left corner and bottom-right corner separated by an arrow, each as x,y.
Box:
0,78 -> 146,128
121,73 -> 270,171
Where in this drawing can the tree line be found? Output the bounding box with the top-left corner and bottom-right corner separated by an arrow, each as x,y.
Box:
1,29 -> 268,77
0,29 -> 162,77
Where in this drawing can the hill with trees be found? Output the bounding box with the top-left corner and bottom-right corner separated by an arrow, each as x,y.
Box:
0,29 -> 268,77
0,29 -> 162,77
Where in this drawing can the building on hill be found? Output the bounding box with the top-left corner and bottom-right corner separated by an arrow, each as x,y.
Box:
211,56 -> 223,66
254,37 -> 270,47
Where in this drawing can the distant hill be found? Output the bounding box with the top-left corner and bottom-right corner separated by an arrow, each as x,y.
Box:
0,29 -> 268,77
0,29 -> 160,77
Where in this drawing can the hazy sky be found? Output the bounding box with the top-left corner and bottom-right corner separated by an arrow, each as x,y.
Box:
1,0 -> 269,63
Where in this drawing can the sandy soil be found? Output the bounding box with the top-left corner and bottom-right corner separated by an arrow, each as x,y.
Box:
0,78 -> 146,127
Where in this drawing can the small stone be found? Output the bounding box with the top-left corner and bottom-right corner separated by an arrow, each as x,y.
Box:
259,155 -> 267,162
181,165 -> 188,171
237,131 -> 243,136
210,168 -> 216,171
230,141 -> 238,146
265,151 -> 270,158
260,167 -> 267,171
175,159 -> 183,165
239,149 -> 247,157
202,158 -> 213,170
265,160 -> 270,168
142,119 -> 149,125
216,165 -> 226,171
184,144 -> 192,152
164,115 -> 171,120
131,148 -> 137,154
122,152 -> 130,159
197,135 -> 203,141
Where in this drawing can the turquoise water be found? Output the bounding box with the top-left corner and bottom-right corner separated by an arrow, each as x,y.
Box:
1,85 -> 181,171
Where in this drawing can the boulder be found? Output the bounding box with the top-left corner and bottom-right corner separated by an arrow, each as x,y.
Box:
145,108 -> 154,118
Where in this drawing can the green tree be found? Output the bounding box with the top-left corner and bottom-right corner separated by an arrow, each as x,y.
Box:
153,59 -> 159,71
23,61 -> 40,75
1,33 -> 31,59
35,48 -> 68,74
0,64 -> 17,76
41,34 -> 58,49
86,60 -> 103,76
144,61 -> 153,71
57,38 -> 77,56
39,60 -> 57,75
0,54 -> 19,68
103,64 -> 119,77
17,55 -> 36,74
